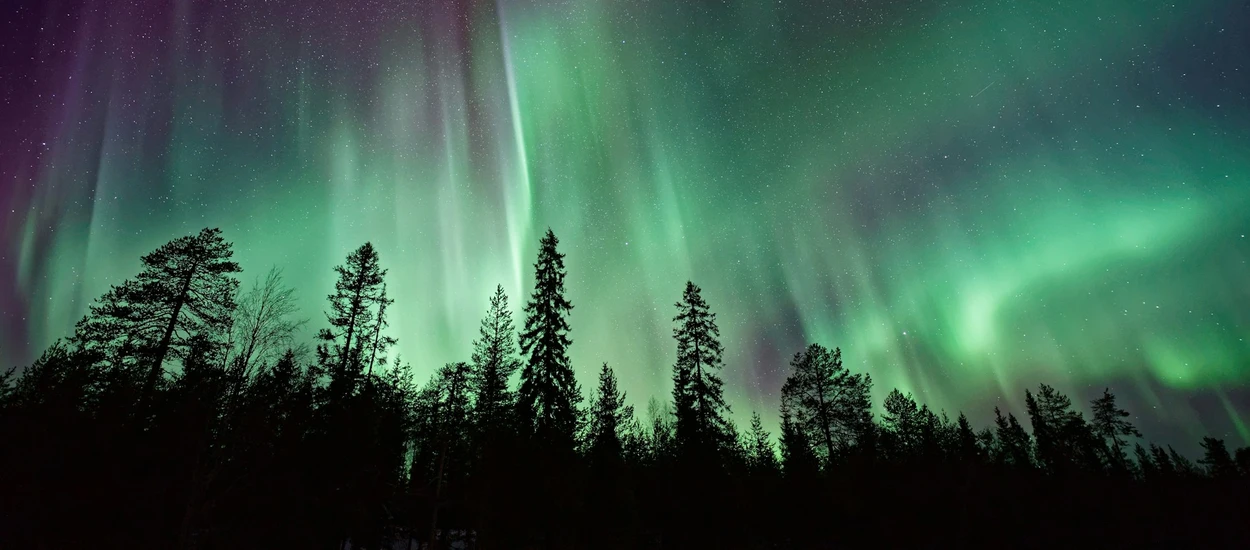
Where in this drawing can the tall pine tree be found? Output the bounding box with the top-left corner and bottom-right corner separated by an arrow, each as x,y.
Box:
72,228 -> 241,400
516,229 -> 581,445
316,242 -> 388,401
745,412 -> 780,474
471,285 -> 520,437
588,363 -> 631,466
1090,388 -> 1141,471
671,281 -> 731,457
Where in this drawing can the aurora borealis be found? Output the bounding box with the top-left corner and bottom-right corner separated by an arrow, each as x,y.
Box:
2,0 -> 1248,450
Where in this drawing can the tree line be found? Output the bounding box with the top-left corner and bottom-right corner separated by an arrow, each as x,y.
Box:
1,227 -> 1247,549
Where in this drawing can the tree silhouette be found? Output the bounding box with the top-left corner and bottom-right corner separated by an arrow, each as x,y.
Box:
363,283 -> 397,379
1198,437 -> 1237,479
7,226 -> 1250,549
73,227 -> 240,402
1025,384 -> 1099,473
1236,446 -> 1250,477
671,281 -> 732,459
226,266 -> 306,386
1090,388 -> 1141,472
588,363 -> 631,465
778,400 -> 818,478
516,229 -> 581,446
954,412 -> 981,463
992,407 -> 1033,469
470,285 -> 521,438
780,343 -> 872,467
882,388 -> 923,459
316,242 -> 388,401
745,412 -> 780,474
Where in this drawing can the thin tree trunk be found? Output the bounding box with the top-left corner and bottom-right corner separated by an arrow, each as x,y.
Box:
428,439 -> 449,550
145,264 -> 198,404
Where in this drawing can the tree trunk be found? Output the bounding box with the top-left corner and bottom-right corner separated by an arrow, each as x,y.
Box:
145,263 -> 199,405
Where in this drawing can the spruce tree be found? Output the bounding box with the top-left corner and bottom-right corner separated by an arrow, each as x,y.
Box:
955,412 -> 981,462
72,228 -> 240,398
588,363 -> 631,465
882,388 -> 922,458
316,242 -> 388,400
1198,437 -> 1237,479
778,400 -> 818,477
779,343 -> 872,467
470,285 -> 521,436
516,229 -> 581,445
671,281 -> 731,457
993,407 -> 1033,469
1025,384 -> 1099,473
746,412 -> 779,474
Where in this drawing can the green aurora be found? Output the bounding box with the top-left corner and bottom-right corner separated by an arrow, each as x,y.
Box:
3,0 -> 1249,448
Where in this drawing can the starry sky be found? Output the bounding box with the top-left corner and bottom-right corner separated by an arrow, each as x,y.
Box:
2,0 -> 1249,450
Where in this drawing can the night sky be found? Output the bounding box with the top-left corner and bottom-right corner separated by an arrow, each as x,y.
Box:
2,0 -> 1249,451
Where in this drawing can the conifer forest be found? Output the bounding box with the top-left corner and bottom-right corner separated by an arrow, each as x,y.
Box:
1,228 -> 1247,548
4,0 -> 1250,548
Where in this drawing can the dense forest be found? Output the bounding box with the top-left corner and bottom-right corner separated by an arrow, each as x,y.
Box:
1,227 -> 1247,549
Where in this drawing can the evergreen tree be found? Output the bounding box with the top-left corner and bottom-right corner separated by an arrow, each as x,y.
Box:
993,407 -> 1033,469
671,281 -> 732,457
470,285 -> 521,437
778,400 -> 818,478
1167,445 -> 1199,478
1198,437 -> 1237,479
316,242 -> 388,400
588,363 -> 632,465
516,229 -> 581,445
1090,388 -> 1141,470
745,412 -> 780,474
1134,442 -> 1157,479
1236,447 -> 1250,478
363,284 -> 397,379
955,412 -> 981,463
779,343 -> 872,467
882,389 -> 922,458
72,228 -> 240,399
1150,443 -> 1176,477
1025,384 -> 1100,473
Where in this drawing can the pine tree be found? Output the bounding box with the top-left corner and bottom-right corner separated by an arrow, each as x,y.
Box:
778,400 -> 818,478
363,284 -> 397,379
1090,388 -> 1141,470
516,229 -> 581,445
1168,445 -> 1199,478
1198,437 -> 1237,479
992,407 -> 1033,469
1150,444 -> 1176,477
588,363 -> 631,466
779,343 -> 872,467
72,228 -> 240,399
745,412 -> 779,474
316,242 -> 388,401
1025,384 -> 1100,473
671,281 -> 732,458
955,412 -> 981,463
882,389 -> 922,458
1236,447 -> 1250,478
470,285 -> 521,437
1134,442 -> 1157,479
